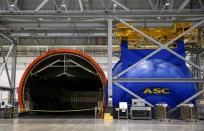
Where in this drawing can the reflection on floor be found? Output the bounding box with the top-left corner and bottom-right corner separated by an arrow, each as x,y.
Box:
0,118 -> 203,131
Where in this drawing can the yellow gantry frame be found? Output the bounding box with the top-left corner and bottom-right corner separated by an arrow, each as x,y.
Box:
114,22 -> 198,50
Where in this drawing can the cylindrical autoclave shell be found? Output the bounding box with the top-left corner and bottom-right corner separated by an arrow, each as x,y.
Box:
18,49 -> 106,116
111,40 -> 197,108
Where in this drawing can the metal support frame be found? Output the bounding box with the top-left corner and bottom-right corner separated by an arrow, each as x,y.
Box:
0,44 -> 14,75
112,0 -> 130,12
33,38 -> 41,45
9,42 -> 17,105
148,0 -> 154,9
168,89 -> 204,113
0,33 -> 16,101
12,0 -> 18,6
113,78 -> 204,83
35,0 -> 49,12
78,0 -> 84,12
0,11 -> 203,19
0,46 -> 12,88
198,0 -> 204,8
111,17 -> 204,109
176,89 -> 204,107
107,18 -> 113,107
31,59 -> 61,76
170,0 -> 174,10
0,32 -> 16,106
53,0 -> 65,11
114,17 -> 204,78
99,0 -> 106,10
0,32 -> 15,43
69,59 -> 97,76
178,0 -> 190,11
31,56 -> 98,78
153,0 -> 159,9
198,29 -> 204,89
0,86 -> 15,91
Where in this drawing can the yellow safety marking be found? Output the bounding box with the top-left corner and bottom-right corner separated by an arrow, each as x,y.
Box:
103,113 -> 113,121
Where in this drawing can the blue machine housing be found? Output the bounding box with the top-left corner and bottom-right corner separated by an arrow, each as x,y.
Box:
111,40 -> 197,108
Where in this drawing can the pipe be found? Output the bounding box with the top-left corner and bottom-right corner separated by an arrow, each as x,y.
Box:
18,49 -> 106,116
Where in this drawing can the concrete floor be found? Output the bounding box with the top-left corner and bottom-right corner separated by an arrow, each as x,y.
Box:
0,118 -> 203,131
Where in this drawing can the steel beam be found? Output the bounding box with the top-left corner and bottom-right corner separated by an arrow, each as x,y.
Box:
170,0 -> 174,9
31,59 -> 61,76
99,0 -> 106,10
113,78 -> 204,83
108,18 -> 112,107
177,89 -> 204,107
114,48 -> 162,78
0,46 -> 12,89
148,0 -> 154,9
78,0 -> 84,12
112,0 -> 130,12
166,48 -> 204,72
13,0 -> 18,6
113,82 -> 154,107
165,19 -> 204,47
33,38 -> 41,45
0,86 -> 14,91
0,44 -> 14,76
0,32 -> 14,43
198,0 -> 204,8
5,0 -> 10,9
9,42 -> 17,105
0,11 -> 203,18
178,0 -> 190,11
53,0 -> 65,11
9,34 -> 107,38
35,0 -> 49,12
153,0 -> 159,9
69,59 -> 97,76
168,89 -> 204,113
2,45 -> 117,48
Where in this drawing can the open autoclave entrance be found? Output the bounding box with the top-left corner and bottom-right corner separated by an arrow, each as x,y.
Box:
18,50 -> 106,117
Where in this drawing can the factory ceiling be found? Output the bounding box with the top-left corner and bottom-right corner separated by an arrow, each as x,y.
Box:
0,0 -> 203,48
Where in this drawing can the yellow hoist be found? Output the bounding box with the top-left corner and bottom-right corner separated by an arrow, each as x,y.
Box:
114,22 -> 199,50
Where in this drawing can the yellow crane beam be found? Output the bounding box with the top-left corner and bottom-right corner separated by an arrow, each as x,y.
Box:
114,22 -> 198,50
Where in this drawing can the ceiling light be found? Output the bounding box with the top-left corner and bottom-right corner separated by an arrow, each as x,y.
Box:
165,2 -> 170,6
61,4 -> 66,7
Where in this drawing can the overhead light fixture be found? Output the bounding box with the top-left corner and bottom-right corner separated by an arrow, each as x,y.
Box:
112,0 -> 130,12
61,4 -> 66,7
114,3 -> 117,13
157,17 -> 161,20
165,2 -> 170,6
161,0 -> 170,13
165,0 -> 170,6
59,3 -> 68,12
9,4 -> 19,11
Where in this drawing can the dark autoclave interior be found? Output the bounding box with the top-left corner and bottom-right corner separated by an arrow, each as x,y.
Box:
23,53 -> 104,116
